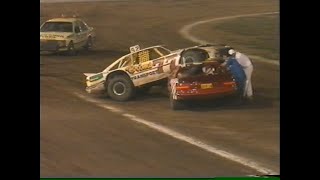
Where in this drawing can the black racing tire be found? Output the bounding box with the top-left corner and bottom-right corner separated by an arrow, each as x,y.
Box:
107,75 -> 135,101
67,41 -> 77,56
84,36 -> 93,51
169,93 -> 184,110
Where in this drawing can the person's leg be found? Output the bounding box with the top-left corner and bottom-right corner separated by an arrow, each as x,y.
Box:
235,78 -> 243,96
244,65 -> 253,98
229,69 -> 242,95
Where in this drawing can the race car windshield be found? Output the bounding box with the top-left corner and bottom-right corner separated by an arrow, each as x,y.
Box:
40,22 -> 73,32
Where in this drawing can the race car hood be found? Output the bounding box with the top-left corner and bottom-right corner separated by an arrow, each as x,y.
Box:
40,32 -> 73,40
84,72 -> 104,81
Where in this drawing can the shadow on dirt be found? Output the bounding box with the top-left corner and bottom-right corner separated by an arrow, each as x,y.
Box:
78,49 -> 129,58
132,86 -> 276,111
84,86 -> 277,111
184,96 -> 276,112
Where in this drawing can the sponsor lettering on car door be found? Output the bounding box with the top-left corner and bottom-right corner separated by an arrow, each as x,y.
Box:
125,48 -> 167,86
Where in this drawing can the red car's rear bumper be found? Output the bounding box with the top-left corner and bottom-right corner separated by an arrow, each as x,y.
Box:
176,87 -> 237,100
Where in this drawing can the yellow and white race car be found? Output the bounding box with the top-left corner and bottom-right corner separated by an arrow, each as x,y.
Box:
84,45 -> 179,101
84,44 -> 232,102
40,17 -> 95,55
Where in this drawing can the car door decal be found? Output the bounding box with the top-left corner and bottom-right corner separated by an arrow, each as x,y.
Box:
153,60 -> 164,73
125,61 -> 153,74
127,55 -> 173,83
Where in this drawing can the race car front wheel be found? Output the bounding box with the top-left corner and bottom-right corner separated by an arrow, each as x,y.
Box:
107,75 -> 135,101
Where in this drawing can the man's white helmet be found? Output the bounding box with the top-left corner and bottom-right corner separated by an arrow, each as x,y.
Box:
228,49 -> 236,55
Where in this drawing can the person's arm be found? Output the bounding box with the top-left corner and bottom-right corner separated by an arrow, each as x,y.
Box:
225,58 -> 234,67
221,58 -> 231,67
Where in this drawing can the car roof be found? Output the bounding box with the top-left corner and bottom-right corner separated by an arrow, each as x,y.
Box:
137,45 -> 164,51
127,45 -> 169,55
46,18 -> 80,23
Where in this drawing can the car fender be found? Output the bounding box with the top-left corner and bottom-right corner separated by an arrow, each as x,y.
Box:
104,69 -> 133,87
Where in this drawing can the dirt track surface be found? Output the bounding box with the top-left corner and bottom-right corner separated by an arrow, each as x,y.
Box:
40,0 -> 279,177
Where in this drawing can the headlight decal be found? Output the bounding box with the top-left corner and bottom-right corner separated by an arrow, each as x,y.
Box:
89,73 -> 103,82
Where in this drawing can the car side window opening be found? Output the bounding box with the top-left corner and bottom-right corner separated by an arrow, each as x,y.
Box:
155,47 -> 171,56
131,53 -> 140,65
108,61 -> 120,71
74,26 -> 80,33
120,55 -> 133,67
79,20 -> 88,31
74,21 -> 82,33
149,48 -> 162,60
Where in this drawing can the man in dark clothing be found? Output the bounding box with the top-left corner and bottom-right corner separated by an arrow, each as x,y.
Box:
223,56 -> 247,96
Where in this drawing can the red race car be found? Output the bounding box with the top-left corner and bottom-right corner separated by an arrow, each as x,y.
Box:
168,48 -> 238,110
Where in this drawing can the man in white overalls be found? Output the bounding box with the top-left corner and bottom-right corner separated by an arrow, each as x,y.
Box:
228,49 -> 254,101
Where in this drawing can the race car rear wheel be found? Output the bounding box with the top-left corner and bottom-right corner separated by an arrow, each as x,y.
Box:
107,75 -> 135,101
170,93 -> 184,110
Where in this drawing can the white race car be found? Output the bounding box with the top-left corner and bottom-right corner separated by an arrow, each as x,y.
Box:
84,44 -> 232,101
84,45 -> 181,101
40,17 -> 95,55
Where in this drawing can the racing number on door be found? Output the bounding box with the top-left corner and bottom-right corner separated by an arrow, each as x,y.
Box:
156,61 -> 164,73
153,60 -> 164,73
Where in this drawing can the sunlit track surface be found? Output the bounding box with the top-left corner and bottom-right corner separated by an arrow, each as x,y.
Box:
40,0 -> 279,177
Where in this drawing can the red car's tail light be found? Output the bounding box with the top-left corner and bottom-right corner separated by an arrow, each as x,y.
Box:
223,81 -> 236,86
176,86 -> 191,90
